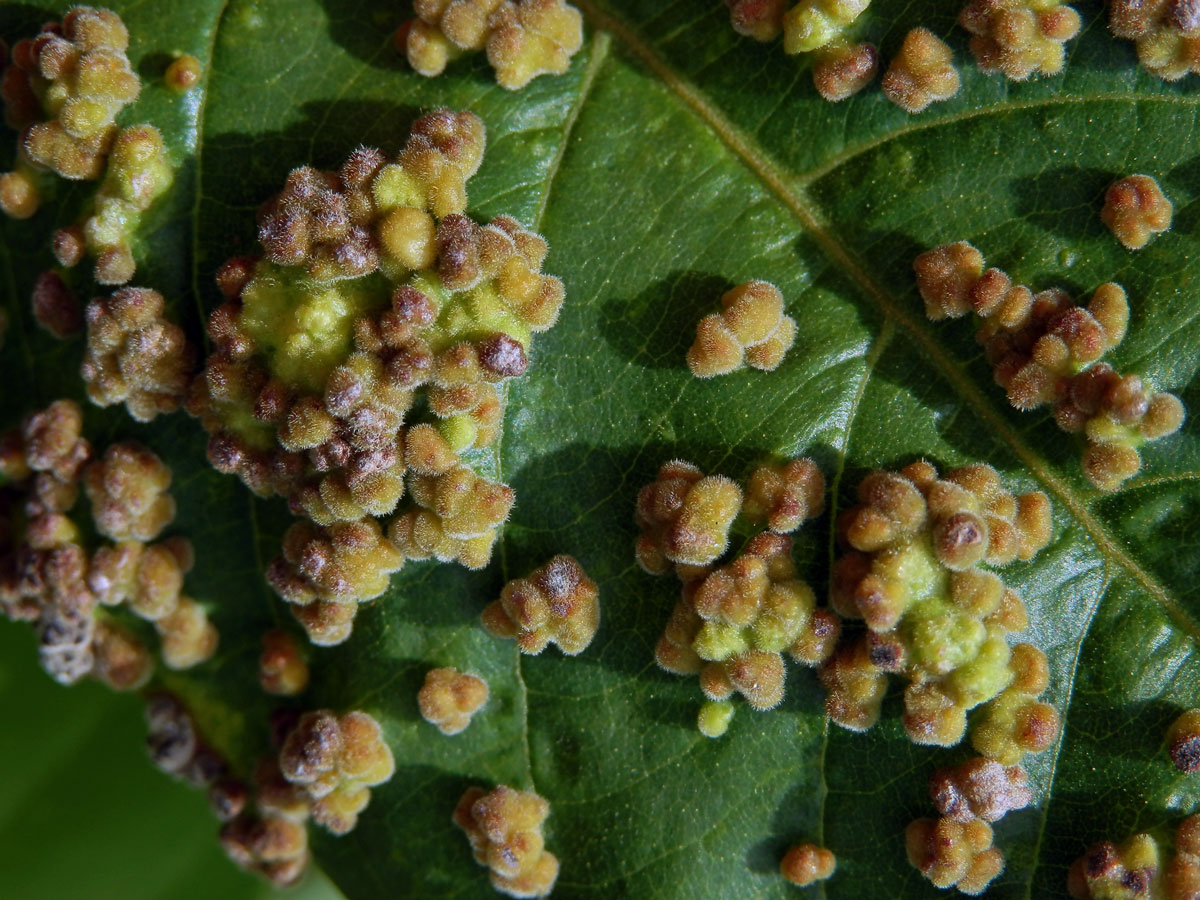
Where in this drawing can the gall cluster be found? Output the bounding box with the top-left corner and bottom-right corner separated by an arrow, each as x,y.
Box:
1101,174 -> 1174,250
881,28 -> 961,113
187,109 -> 564,644
959,0 -> 1081,80
640,458 -> 832,736
454,784 -> 558,898
482,554 -> 600,655
914,241 -> 1186,491
1,7 -> 172,285
1068,815 -> 1200,899
402,0 -> 584,90
1110,0 -> 1200,81
418,666 -> 489,735
687,280 -> 797,378
827,461 -> 1055,755
0,400 -> 216,687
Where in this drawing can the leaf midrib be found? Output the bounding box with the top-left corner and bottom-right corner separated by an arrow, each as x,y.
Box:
573,0 -> 1194,648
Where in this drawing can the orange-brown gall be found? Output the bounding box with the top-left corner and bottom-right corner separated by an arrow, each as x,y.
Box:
1109,0 -> 1200,80
31,270 -> 82,338
930,756 -> 1032,823
155,596 -> 218,669
780,843 -> 836,886
483,554 -> 600,655
960,0 -> 1081,80
453,784 -> 559,898
406,0 -> 583,91
165,54 -> 202,91
913,241 -> 985,320
389,465 -> 515,570
259,629 -> 310,695
743,457 -> 825,533
267,517 -> 404,646
1101,175 -> 1173,250
687,281 -> 796,377
418,666 -> 489,734
0,169 -> 40,219
906,816 -> 1005,895
726,0 -> 788,41
813,41 -> 879,101
82,287 -> 194,422
278,709 -> 394,835
83,441 -> 175,541
882,28 -> 961,113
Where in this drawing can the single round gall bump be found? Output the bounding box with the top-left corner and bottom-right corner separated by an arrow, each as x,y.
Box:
725,0 -> 788,41
164,54 -> 201,91
697,700 -> 735,738
780,843 -> 836,886
259,628 -> 310,696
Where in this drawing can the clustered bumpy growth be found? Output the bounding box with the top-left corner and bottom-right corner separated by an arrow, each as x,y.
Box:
188,109 -> 564,644
0,7 -> 139,213
642,458 -> 834,736
277,709 -> 395,836
882,27 -> 961,112
1101,174 -> 1174,250
0,400 -> 216,687
1168,708 -> 1200,773
959,0 -> 1081,80
1067,815 -> 1200,899
82,286 -> 195,422
780,843 -> 836,886
724,0 -> 879,102
482,554 -> 600,655
686,280 -> 797,378
402,0 -> 584,90
454,784 -> 559,898
418,666 -> 490,734
914,241 -> 1186,490
1109,0 -> 1200,82
826,461 -> 1055,750
0,8 -> 172,286
823,461 -> 1056,894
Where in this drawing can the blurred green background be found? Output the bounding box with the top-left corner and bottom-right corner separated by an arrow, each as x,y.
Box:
0,622 -> 343,900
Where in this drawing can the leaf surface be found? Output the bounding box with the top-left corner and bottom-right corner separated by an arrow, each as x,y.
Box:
2,1 -> 1199,898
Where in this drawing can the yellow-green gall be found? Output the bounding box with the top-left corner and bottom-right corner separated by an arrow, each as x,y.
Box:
405,0 -> 583,91
3,7 -> 140,184
687,281 -> 796,377
482,554 -> 600,655
0,167 -> 40,218
960,0 -> 1082,80
453,784 -> 560,898
1109,0 -> 1200,81
783,0 -> 872,54
390,464 -> 515,569
697,700 -> 735,737
155,596 -> 218,669
780,843 -> 836,886
882,28 -> 961,113
1101,175 -> 1173,250
82,287 -> 195,422
88,538 -> 191,620
1067,832 -> 1160,899
1168,708 -> 1200,773
260,628 -> 310,696
165,54 -> 202,91
418,666 -> 489,735
906,816 -> 1004,895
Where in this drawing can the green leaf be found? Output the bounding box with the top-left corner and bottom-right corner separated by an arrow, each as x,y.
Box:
2,1 -> 1199,898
